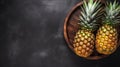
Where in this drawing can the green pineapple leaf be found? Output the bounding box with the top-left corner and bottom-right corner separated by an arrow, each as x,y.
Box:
79,0 -> 102,31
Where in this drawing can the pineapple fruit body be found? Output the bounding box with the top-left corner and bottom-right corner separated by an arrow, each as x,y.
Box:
72,0 -> 102,58
73,29 -> 94,57
96,24 -> 118,55
95,1 -> 120,55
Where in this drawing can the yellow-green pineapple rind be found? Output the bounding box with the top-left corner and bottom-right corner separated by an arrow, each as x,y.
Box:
73,30 -> 94,57
96,24 -> 118,55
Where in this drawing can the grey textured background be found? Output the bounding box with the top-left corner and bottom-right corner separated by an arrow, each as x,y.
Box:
0,0 -> 120,67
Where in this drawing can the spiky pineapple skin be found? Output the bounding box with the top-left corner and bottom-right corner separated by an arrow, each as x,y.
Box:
96,24 -> 118,55
73,29 -> 94,57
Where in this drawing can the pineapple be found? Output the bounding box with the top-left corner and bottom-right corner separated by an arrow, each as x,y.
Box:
73,0 -> 102,57
96,1 -> 120,55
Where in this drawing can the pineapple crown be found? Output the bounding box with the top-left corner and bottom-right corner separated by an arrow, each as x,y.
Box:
79,0 -> 102,30
104,0 -> 120,25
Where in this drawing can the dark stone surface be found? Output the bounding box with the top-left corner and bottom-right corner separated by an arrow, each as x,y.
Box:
0,0 -> 120,67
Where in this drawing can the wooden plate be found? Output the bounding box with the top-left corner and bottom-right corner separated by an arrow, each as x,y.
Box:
64,0 -> 120,60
